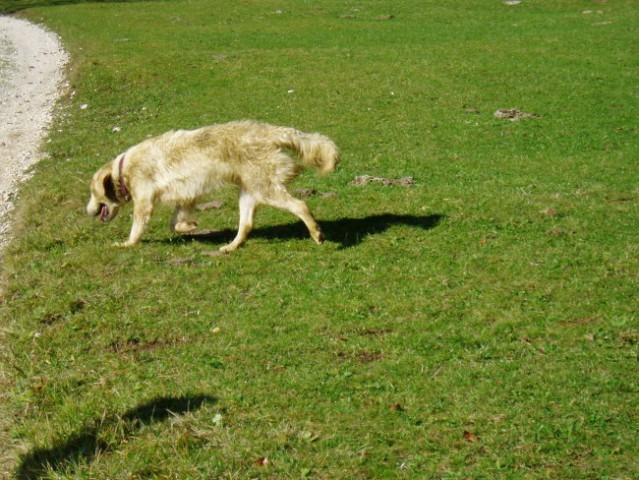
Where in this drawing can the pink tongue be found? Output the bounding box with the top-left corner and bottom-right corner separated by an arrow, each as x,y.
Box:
100,205 -> 109,222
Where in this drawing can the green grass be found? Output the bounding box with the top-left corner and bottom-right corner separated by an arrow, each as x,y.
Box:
1,0 -> 638,478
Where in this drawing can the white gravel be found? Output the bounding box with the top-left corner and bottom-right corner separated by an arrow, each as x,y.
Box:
0,15 -> 68,257
0,15 -> 68,478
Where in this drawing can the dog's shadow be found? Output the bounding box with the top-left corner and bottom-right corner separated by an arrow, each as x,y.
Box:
16,394 -> 216,480
182,213 -> 444,249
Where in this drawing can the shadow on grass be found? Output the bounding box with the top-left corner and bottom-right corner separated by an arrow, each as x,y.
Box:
323,213 -> 443,248
180,213 -> 444,249
16,394 -> 216,480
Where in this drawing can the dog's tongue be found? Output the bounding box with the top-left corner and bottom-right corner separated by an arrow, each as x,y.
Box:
100,205 -> 109,222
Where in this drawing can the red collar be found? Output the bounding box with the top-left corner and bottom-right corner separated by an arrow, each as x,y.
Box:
118,155 -> 129,199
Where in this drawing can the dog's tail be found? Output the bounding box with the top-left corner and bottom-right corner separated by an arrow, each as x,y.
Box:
276,128 -> 340,176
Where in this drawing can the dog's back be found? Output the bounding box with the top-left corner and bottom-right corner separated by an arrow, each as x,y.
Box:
128,120 -> 338,197
190,120 -> 339,175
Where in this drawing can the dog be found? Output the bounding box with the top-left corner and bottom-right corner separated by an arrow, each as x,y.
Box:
86,120 -> 339,252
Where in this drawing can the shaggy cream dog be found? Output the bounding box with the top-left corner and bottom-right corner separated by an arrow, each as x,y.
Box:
87,120 -> 339,252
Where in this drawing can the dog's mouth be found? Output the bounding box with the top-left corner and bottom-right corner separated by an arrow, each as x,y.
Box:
99,204 -> 109,222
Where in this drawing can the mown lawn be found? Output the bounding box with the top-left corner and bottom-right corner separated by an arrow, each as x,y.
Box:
1,0 -> 638,478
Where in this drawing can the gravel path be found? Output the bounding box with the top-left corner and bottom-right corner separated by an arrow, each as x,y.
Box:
0,15 -> 68,257
0,15 -> 68,478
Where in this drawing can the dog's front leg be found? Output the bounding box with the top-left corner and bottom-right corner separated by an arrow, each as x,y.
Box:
219,189 -> 257,253
114,200 -> 154,247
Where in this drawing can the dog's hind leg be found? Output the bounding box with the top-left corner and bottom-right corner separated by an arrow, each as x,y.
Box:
260,187 -> 324,245
219,189 -> 258,253
172,204 -> 198,233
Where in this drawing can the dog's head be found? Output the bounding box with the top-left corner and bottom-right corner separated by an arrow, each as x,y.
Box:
86,160 -> 125,223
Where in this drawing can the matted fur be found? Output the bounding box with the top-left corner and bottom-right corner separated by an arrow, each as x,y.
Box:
86,120 -> 339,252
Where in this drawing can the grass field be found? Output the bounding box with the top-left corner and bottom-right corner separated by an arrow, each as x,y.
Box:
1,0 -> 638,478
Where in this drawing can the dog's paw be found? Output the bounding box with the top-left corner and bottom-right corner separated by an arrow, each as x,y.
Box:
202,249 -> 227,257
218,244 -> 236,254
113,241 -> 134,248
174,221 -> 199,233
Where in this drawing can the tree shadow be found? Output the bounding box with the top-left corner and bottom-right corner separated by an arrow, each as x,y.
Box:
180,213 -> 444,249
16,394 -> 217,480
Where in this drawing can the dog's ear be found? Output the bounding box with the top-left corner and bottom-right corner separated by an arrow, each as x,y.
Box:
103,174 -> 119,203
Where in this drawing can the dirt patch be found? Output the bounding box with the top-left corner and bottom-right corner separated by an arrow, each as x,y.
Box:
337,350 -> 384,364
106,336 -> 188,355
349,175 -> 415,187
493,108 -> 542,121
